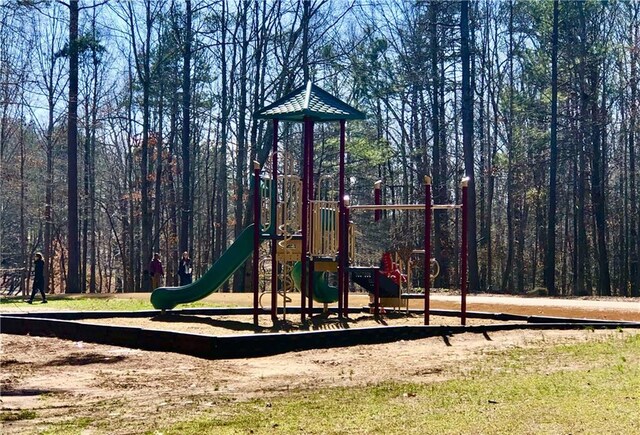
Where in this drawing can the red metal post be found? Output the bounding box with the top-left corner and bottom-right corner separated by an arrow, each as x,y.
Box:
461,177 -> 469,326
338,120 -> 346,317
308,120 -> 315,316
374,180 -> 382,222
374,268 -> 380,318
424,176 -> 432,325
270,120 -> 279,322
301,118 -> 310,323
343,196 -> 350,317
308,259 -> 315,316
252,162 -> 261,325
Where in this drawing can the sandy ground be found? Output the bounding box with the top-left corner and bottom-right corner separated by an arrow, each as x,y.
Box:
1,293 -> 639,434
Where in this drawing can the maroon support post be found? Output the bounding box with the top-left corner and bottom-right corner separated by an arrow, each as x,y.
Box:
252,162 -> 261,325
374,180 -> 382,222
300,117 -> 310,323
338,120 -> 346,317
307,120 -> 315,316
374,268 -> 380,318
343,196 -> 350,317
424,176 -> 432,325
307,266 -> 314,316
460,177 -> 469,326
270,120 -> 279,322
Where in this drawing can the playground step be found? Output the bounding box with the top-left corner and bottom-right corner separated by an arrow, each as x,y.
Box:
312,259 -> 338,272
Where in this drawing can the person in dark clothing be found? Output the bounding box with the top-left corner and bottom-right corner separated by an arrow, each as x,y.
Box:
178,251 -> 193,286
27,253 -> 47,304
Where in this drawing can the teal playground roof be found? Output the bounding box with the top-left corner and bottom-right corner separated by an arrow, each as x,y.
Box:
254,81 -> 366,122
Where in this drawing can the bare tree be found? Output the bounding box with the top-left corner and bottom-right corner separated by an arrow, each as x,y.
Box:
544,0 -> 559,296
461,0 -> 479,292
179,0 -> 192,256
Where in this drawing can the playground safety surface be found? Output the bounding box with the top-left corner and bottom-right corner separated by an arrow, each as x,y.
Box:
1,292 -> 639,358
2,292 -> 638,359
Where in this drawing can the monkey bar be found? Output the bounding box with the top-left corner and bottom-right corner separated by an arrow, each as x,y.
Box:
350,204 -> 462,211
345,176 -> 470,325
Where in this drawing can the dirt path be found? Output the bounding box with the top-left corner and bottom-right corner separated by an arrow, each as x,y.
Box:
112,291 -> 640,321
426,294 -> 640,321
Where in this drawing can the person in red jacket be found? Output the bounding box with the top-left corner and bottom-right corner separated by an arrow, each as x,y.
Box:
380,252 -> 407,285
148,253 -> 164,289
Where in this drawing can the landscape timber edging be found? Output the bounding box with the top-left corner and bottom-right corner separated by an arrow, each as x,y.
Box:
1,314 -> 639,360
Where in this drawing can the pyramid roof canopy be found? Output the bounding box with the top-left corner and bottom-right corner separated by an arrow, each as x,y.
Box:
255,81 -> 366,122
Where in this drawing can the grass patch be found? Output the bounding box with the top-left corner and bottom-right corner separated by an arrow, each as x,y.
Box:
0,409 -> 36,422
0,295 -> 217,311
40,416 -> 94,435
161,332 -> 640,435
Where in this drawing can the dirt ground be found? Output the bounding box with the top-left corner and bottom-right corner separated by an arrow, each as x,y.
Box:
1,294 -> 639,434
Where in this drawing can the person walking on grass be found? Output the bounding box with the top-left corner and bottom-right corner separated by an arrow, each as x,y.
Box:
27,253 -> 47,304
149,253 -> 164,289
178,251 -> 193,286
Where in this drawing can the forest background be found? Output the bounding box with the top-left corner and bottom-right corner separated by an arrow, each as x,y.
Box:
1,0 -> 639,298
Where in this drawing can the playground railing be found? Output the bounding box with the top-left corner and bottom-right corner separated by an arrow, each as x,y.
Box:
349,220 -> 356,262
309,200 -> 339,258
276,175 -> 302,236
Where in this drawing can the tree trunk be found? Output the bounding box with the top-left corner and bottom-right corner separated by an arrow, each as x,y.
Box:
126,54 -> 138,291
477,2 -> 487,291
501,1 -> 516,293
19,111 -> 26,295
631,4 -> 639,296
589,63 -> 611,296
487,12 -> 500,291
575,4 -> 590,296
45,98 -> 54,293
82,88 -> 90,292
216,0 -> 230,290
233,0 -> 250,292
180,0 -> 192,257
66,0 -> 80,293
461,0 -> 479,293
141,1 -> 153,273
89,21 -> 98,294
430,1 -> 448,288
153,88 -> 164,254
302,0 -> 309,82
544,0 -> 559,296
167,86 -> 179,286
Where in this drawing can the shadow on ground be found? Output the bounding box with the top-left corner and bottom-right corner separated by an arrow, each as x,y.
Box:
151,313 -> 266,333
1,387 -> 65,396
47,352 -> 128,366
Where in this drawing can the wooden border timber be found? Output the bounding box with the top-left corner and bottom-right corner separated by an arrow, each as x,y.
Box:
2,312 -> 638,360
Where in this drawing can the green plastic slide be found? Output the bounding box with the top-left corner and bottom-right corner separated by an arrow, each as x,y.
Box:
151,224 -> 256,310
290,261 -> 339,304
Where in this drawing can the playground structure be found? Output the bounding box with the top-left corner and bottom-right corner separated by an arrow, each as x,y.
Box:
150,81 -> 470,326
4,83 -> 640,363
5,86 -> 640,362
